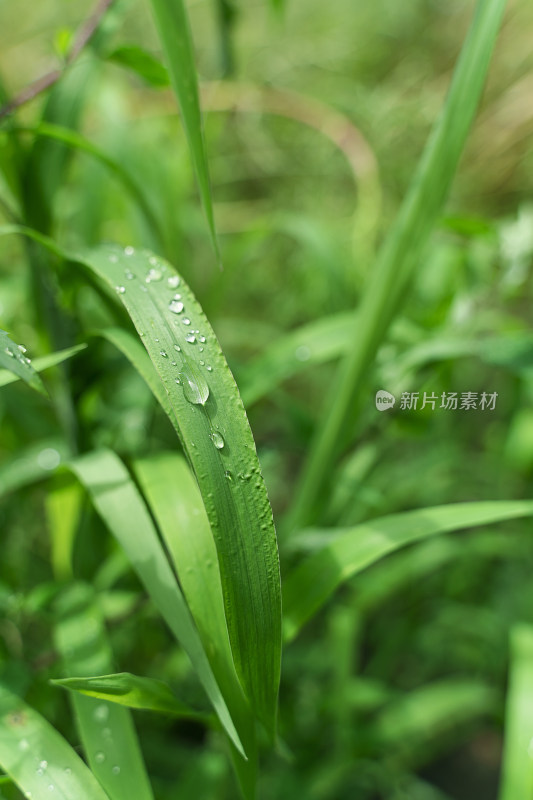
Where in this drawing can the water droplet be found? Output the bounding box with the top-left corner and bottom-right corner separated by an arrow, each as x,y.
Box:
169,300 -> 184,314
145,268 -> 162,283
199,347 -> 204,353
295,345 -> 311,361
149,256 -> 158,266
154,338 -> 160,343
167,275 -> 180,288
18,344 -> 27,354
36,768 -> 44,777
224,470 -> 233,481
210,431 -> 225,450
173,344 -> 181,352
95,752 -> 105,764
160,350 -> 168,358
4,347 -> 14,357
112,766 -> 121,775
185,333 -> 196,344
94,704 -> 109,722
114,286 -> 125,294
179,363 -> 209,405
47,785 -> 54,792
171,360 -> 177,366
199,360 -> 205,366
198,335 -> 206,343
124,246 -> 135,256
39,761 -> 48,770
125,269 -> 135,280
182,318 -> 191,326
173,293 -> 182,300
109,254 -> 118,263
206,365 -> 213,371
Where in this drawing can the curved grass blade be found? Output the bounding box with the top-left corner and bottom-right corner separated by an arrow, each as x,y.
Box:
54,584 -> 154,800
0,682 -> 110,800
498,624 -> 533,800
0,329 -> 47,395
68,448 -> 245,757
0,343 -> 87,389
134,451 -> 258,798
77,244 -> 281,738
107,46 -> 170,88
53,673 -> 209,721
0,228 -> 282,737
147,0 -> 219,261
288,0 -> 508,531
283,501 -> 533,642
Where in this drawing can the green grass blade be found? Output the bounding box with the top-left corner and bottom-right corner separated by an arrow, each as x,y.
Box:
53,672 -> 209,721
54,584 -> 154,800
283,500 -> 533,641
134,451 -> 258,798
0,229 -> 282,737
0,329 -> 47,395
77,244 -> 281,738
0,343 -> 87,389
68,448 -> 245,757
0,681 -> 111,800
0,438 -> 68,496
107,46 -> 170,88
288,0 -> 508,531
147,0 -> 219,261
498,624 -> 533,800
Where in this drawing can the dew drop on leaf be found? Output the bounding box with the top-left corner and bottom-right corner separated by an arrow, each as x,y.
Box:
169,300 -> 184,314
167,275 -> 180,288
179,363 -> 209,405
185,333 -> 196,344
211,431 -> 225,449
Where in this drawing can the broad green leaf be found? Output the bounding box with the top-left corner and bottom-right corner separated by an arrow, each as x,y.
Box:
0,230 -> 282,737
0,343 -> 87,389
134,452 -> 258,798
0,681 -> 110,800
53,672 -> 208,721
54,584 -> 154,800
283,501 -> 533,641
289,0 -> 508,531
498,624 -> 533,800
0,329 -> 47,395
108,46 -> 170,88
68,448 -> 245,757
147,0 -> 219,260
77,245 -> 281,738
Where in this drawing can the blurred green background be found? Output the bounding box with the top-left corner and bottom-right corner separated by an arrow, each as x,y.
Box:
2,0 -> 533,798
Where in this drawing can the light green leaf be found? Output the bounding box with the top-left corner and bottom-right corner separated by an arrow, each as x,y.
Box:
0,329 -> 47,395
53,672 -> 208,721
54,584 -> 154,800
499,624 -> 533,800
147,0 -> 219,260
68,449 -> 245,757
0,682 -> 110,800
0,343 -> 87,389
283,501 -> 533,641
134,451 -> 258,798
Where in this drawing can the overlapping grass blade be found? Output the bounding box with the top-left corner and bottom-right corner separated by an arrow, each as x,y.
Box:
283,501 -> 533,641
0,343 -> 87,389
288,0 -> 508,531
134,451 -> 258,797
0,228 -> 282,736
0,681 -> 110,800
0,329 -> 47,395
147,0 -> 219,260
498,624 -> 533,800
68,448 -> 245,757
54,583 -> 154,800
53,672 -> 209,721
46,479 -> 83,580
